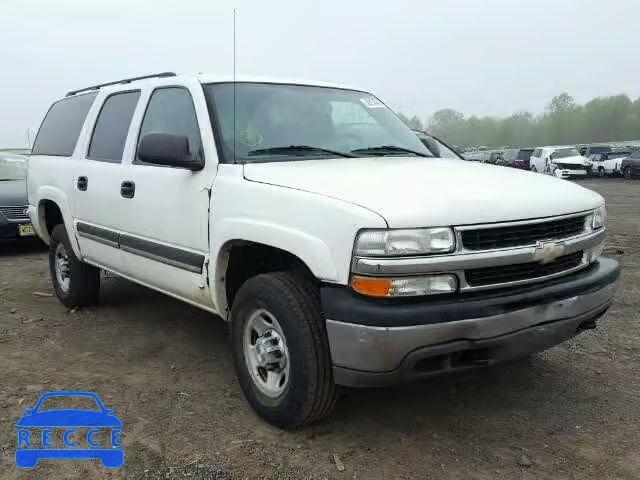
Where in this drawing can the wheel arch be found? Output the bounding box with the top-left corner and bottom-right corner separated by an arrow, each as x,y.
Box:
213,233 -> 334,319
35,186 -> 81,257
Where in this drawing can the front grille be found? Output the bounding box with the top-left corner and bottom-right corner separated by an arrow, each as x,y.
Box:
0,205 -> 29,222
465,251 -> 584,287
555,163 -> 586,171
461,216 -> 586,251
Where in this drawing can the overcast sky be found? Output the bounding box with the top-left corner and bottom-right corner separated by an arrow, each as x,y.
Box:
1,0 -> 639,147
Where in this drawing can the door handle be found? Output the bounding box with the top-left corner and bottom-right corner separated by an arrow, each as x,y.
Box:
120,181 -> 135,199
77,176 -> 88,191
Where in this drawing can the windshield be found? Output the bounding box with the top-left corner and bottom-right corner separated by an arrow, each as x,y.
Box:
0,156 -> 27,180
553,148 -> 580,159
204,83 -> 432,163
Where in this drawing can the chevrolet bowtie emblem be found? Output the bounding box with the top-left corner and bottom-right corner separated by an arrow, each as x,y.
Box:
533,241 -> 565,264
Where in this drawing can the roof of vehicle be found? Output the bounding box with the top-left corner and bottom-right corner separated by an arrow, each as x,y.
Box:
66,72 -> 364,97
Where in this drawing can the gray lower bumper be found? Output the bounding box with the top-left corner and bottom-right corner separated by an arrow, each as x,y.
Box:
326,278 -> 618,387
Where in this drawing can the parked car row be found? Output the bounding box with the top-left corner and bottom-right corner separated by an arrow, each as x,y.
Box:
463,142 -> 640,180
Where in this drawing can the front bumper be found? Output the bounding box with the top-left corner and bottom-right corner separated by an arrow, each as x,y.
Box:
322,257 -> 620,387
0,221 -> 34,240
554,169 -> 588,179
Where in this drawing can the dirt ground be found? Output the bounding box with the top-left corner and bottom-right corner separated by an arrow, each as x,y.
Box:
1,179 -> 639,479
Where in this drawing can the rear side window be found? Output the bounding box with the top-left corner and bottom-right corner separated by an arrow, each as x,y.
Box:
32,93 -> 97,157
88,91 -> 141,162
518,149 -> 533,160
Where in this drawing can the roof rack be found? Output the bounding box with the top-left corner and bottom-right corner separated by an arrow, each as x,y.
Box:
66,72 -> 177,97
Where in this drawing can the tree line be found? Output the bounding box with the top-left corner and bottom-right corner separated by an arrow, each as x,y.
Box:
398,93 -> 640,149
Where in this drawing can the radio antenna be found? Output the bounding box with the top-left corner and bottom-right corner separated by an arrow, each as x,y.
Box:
233,8 -> 237,164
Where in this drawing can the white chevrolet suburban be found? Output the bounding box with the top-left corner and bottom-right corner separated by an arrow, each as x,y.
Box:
27,72 -> 620,428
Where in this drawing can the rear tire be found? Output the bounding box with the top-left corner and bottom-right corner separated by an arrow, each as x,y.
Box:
530,166 -> 537,173
49,224 -> 100,308
230,272 -> 337,428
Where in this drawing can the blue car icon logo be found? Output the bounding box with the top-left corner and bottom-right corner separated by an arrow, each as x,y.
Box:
15,391 -> 123,468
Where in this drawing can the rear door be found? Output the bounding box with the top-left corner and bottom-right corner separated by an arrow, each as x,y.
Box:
114,81 -> 216,309
74,90 -> 142,273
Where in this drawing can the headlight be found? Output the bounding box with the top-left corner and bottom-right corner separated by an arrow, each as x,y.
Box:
354,228 -> 455,256
592,205 -> 607,230
352,274 -> 458,297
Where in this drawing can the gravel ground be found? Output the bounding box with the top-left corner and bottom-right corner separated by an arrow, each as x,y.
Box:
0,179 -> 639,479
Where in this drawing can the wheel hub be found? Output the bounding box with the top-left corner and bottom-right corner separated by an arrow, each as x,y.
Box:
243,309 -> 290,397
54,243 -> 71,294
253,329 -> 287,372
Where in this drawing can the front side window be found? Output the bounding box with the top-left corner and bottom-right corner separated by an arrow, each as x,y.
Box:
88,91 -> 141,162
205,83 -> 432,163
136,88 -> 203,164
32,93 -> 97,157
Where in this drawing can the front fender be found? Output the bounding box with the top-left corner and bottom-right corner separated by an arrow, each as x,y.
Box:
213,218 -> 340,283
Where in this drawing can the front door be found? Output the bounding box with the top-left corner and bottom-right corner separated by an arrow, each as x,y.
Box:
115,84 -> 216,309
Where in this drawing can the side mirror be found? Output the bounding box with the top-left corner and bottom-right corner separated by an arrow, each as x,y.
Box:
138,133 -> 204,171
23,409 -> 34,414
104,408 -> 115,415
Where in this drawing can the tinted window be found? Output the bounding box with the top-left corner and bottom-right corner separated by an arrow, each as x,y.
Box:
32,93 -> 97,156
88,91 -> 141,162
136,88 -> 203,164
517,149 -> 533,160
589,146 -> 611,154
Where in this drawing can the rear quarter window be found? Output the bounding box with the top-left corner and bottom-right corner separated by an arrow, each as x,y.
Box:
32,93 -> 98,157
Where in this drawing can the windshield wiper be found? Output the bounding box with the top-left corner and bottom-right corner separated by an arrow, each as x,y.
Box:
351,145 -> 432,157
247,145 -> 356,158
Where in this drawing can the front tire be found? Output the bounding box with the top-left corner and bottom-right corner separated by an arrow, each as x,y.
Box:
230,272 -> 337,428
530,166 -> 537,173
598,167 -> 605,177
624,166 -> 632,179
49,224 -> 100,308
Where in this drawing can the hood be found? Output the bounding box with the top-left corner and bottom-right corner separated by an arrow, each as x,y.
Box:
243,158 -> 603,227
0,179 -> 27,206
16,409 -> 123,427
552,155 -> 591,166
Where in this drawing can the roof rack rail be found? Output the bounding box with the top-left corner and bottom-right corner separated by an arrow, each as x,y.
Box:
66,72 -> 177,97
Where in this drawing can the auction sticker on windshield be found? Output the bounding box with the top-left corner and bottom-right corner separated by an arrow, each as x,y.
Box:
15,391 -> 123,468
360,96 -> 385,108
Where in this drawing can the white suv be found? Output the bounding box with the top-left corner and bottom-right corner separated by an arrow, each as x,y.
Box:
530,146 -> 591,178
27,72 -> 619,427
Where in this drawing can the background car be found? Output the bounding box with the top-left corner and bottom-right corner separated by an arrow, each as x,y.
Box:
590,151 -> 631,176
498,148 -> 534,169
486,151 -> 503,164
619,149 -> 640,178
530,146 -> 591,178
0,154 -> 35,242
